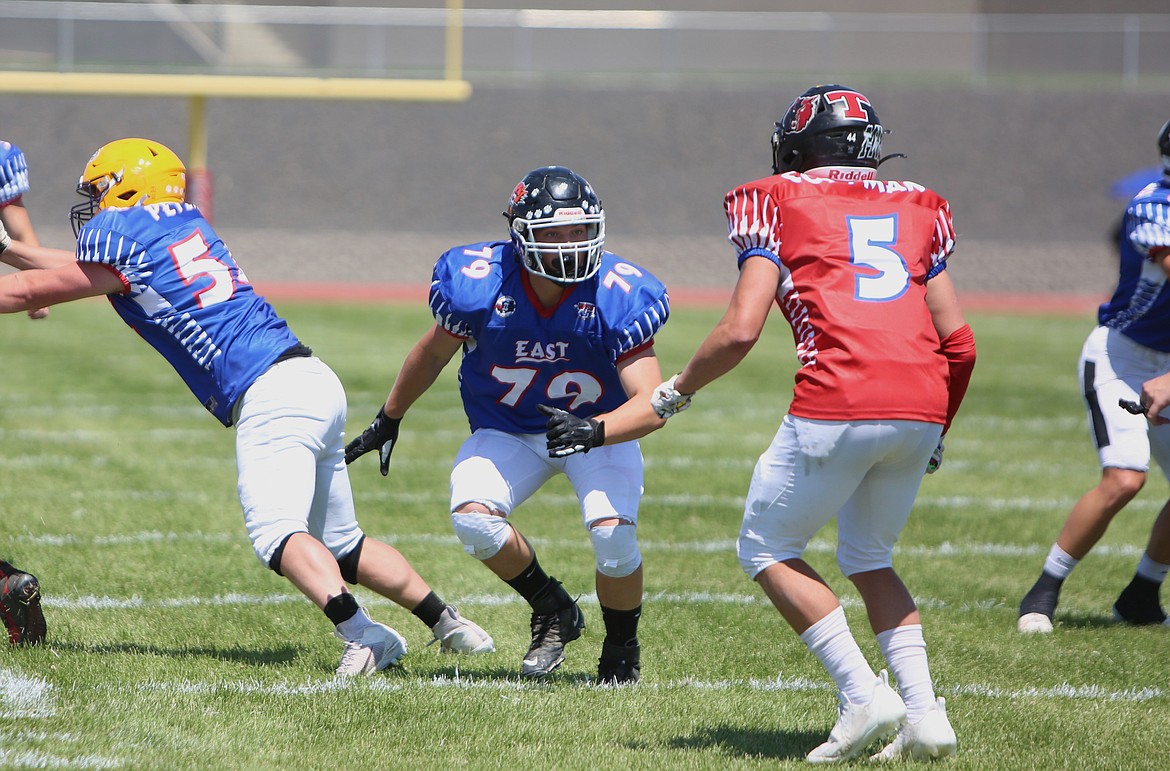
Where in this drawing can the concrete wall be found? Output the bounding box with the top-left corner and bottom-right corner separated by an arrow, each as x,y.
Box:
4,80 -> 1161,299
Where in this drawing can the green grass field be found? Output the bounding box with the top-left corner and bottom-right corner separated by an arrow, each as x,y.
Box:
1,298 -> 1167,770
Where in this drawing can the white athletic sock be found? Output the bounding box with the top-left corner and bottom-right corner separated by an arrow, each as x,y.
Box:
335,607 -> 375,641
1135,554 -> 1170,584
876,624 -> 935,723
800,605 -> 875,706
1044,544 -> 1079,580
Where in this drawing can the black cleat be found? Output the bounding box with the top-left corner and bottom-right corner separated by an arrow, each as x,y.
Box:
521,600 -> 584,678
597,639 -> 640,684
1,567 -> 46,646
1112,576 -> 1169,627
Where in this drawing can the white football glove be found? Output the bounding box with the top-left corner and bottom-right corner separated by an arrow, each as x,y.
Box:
0,218 -> 10,254
926,436 -> 945,474
651,374 -> 694,419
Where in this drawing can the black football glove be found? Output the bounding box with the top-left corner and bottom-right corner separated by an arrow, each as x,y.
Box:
344,409 -> 401,476
537,404 -> 605,458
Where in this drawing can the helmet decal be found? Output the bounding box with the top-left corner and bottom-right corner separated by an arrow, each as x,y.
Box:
823,89 -> 873,120
789,95 -> 820,133
510,181 -> 527,208
504,165 -> 605,284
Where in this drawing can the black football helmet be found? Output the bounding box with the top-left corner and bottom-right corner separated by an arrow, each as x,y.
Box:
504,165 -> 605,284
1159,119 -> 1170,177
771,84 -> 893,174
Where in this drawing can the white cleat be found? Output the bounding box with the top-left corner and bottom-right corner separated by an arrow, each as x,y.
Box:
1017,612 -> 1054,634
334,622 -> 407,676
806,670 -> 907,764
429,605 -> 495,654
872,697 -> 957,762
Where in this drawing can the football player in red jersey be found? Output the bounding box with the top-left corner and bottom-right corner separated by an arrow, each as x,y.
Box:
652,84 -> 975,763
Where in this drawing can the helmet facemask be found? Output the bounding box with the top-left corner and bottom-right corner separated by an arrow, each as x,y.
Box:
505,165 -> 606,284
511,210 -> 605,284
70,172 -> 119,236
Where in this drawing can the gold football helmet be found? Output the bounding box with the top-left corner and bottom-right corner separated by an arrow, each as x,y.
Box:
71,138 -> 186,234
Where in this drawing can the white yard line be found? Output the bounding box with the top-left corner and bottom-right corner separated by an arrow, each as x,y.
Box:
111,672 -> 1164,703
11,528 -> 1150,559
0,666 -> 55,718
5,485 -> 1164,512
0,749 -> 121,769
33,590 -> 1096,618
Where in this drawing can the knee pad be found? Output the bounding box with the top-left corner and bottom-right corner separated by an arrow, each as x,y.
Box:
451,510 -> 511,560
336,536 -> 366,584
590,523 -> 641,578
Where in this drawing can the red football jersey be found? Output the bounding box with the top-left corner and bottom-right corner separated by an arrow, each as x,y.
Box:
724,171 -> 956,423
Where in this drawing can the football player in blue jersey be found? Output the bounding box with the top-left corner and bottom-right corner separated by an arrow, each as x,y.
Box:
0,139 -> 58,313
346,165 -> 670,683
1018,119 -> 1170,634
0,137 -> 494,672
1,139 -> 66,647
0,140 -> 38,248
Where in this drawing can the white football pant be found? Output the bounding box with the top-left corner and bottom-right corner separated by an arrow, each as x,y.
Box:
449,427 -> 643,536
1079,325 -> 1170,475
737,415 -> 941,578
234,357 -> 365,566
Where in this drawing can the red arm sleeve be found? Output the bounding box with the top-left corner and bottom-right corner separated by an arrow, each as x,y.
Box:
940,323 -> 976,434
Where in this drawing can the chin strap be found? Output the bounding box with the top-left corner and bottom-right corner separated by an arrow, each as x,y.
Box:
877,153 -> 908,166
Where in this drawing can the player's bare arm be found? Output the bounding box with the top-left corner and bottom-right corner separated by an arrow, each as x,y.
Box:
0,261 -> 124,313
384,323 -> 464,418
923,270 -> 967,341
0,201 -> 41,246
541,347 -> 669,457
0,212 -> 63,319
592,347 -> 667,445
675,255 -> 780,395
346,323 -> 464,474
0,233 -> 75,272
1152,245 -> 1170,278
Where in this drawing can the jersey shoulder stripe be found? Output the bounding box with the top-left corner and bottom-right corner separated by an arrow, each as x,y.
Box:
429,240 -> 508,339
0,141 -> 31,205
594,251 -> 670,360
1126,182 -> 1170,256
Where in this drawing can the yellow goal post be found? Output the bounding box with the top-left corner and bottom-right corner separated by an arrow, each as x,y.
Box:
0,0 -> 469,220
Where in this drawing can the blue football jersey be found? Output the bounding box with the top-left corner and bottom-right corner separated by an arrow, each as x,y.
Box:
1099,178 -> 1170,351
430,241 -> 670,434
0,141 -> 30,206
76,203 -> 302,425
